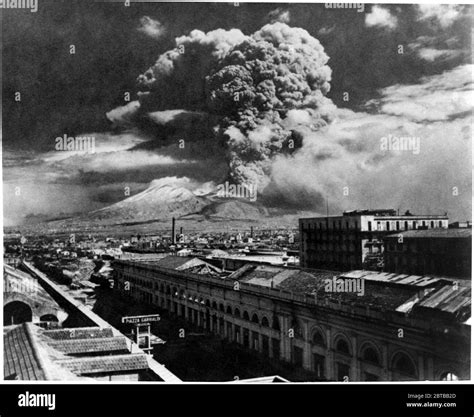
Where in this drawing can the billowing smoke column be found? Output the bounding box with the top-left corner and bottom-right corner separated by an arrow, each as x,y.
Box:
135,23 -> 335,190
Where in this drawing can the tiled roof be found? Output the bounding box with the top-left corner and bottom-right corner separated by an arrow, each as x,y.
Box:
417,286 -> 471,317
341,270 -> 442,288
43,327 -> 114,340
47,337 -> 129,355
235,264 -> 422,311
58,354 -> 150,375
4,324 -> 46,380
385,229 -> 471,239
150,255 -> 192,270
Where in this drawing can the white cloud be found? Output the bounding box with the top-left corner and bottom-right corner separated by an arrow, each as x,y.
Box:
371,65 -> 473,122
418,5 -> 463,28
267,8 -> 291,24
269,64 -> 472,221
417,48 -> 463,62
138,16 -> 166,39
365,6 -> 397,29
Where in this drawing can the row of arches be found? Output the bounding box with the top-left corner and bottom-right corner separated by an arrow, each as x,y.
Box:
125,273 -> 463,381
4,301 -> 59,326
311,328 -> 419,379
156,284 -> 282,331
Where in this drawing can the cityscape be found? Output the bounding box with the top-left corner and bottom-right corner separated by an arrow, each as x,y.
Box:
3,1 -> 472,384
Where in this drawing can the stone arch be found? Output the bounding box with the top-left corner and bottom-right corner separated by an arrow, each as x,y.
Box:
251,313 -> 260,324
261,316 -> 270,327
390,351 -> 418,380
334,333 -> 352,356
243,311 -> 250,321
234,307 -> 241,318
4,301 -> 33,325
40,313 -> 59,323
226,305 -> 233,315
291,317 -> 304,339
212,301 -> 218,310
219,303 -> 225,312
359,341 -> 382,365
311,327 -> 326,347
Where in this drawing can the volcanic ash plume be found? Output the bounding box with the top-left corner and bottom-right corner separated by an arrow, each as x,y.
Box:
135,22 -> 335,190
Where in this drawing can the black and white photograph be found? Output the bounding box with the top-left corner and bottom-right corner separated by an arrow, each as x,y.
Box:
2,0 -> 472,394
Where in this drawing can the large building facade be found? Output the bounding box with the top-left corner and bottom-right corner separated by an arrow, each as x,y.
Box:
299,210 -> 449,271
384,229 -> 472,279
112,257 -> 470,382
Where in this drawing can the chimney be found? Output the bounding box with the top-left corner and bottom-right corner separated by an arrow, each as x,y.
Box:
172,217 -> 176,245
250,226 -> 254,238
180,227 -> 183,235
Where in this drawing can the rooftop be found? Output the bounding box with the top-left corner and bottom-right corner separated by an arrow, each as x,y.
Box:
233,264 -> 420,312
58,354 -> 150,375
3,323 -> 154,380
143,255 -> 221,274
385,229 -> 472,239
47,337 -> 129,355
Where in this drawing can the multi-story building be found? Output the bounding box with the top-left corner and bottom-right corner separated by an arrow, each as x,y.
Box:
384,228 -> 471,279
299,209 -> 449,271
112,256 -> 470,382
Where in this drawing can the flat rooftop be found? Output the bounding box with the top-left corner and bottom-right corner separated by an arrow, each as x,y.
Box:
386,229 -> 472,239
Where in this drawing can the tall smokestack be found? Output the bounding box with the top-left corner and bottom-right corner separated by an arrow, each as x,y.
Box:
251,226 -> 253,238
180,227 -> 183,235
172,217 -> 176,245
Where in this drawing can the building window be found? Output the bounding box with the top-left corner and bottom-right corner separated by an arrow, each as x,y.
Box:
391,352 -> 417,380
262,335 -> 269,356
312,331 -> 325,347
272,338 -> 280,359
313,354 -> 325,379
252,331 -> 259,350
404,221 -> 408,230
386,221 -> 390,231
430,221 -> 434,228
368,221 -> 372,231
336,338 -> 351,356
361,346 -> 380,365
337,363 -> 351,381
439,221 -> 443,227
396,221 -> 400,230
293,346 -> 304,367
